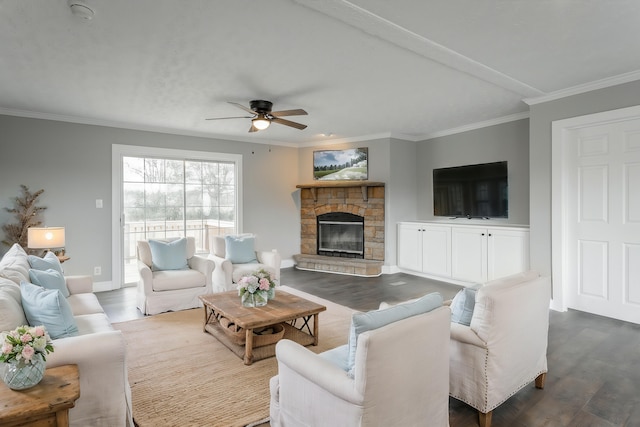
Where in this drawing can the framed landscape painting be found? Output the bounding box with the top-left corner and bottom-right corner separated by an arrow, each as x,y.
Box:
313,148 -> 368,181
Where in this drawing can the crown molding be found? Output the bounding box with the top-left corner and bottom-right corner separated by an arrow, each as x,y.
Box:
0,107 -> 300,148
294,0 -> 543,98
524,70 -> 640,105
418,111 -> 530,141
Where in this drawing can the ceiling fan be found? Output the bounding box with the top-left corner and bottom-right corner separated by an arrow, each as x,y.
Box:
206,100 -> 308,132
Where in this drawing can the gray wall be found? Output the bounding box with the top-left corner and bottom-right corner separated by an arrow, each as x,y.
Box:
0,115 -> 300,287
529,80 -> 640,277
417,118 -> 530,225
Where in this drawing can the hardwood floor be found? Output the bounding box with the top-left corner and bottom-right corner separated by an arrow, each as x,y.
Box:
97,268 -> 640,426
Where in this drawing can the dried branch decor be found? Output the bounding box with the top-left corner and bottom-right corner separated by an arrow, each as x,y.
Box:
2,185 -> 47,250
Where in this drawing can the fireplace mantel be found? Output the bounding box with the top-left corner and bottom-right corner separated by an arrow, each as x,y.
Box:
296,181 -> 385,202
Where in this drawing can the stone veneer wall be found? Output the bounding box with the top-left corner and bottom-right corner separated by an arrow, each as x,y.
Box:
300,184 -> 385,260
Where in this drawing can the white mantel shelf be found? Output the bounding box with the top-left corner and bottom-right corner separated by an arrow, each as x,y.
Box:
296,181 -> 385,202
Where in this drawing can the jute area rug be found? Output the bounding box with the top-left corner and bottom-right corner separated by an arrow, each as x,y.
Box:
114,286 -> 355,427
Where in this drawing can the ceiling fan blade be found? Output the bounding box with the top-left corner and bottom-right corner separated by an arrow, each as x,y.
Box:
272,117 -> 307,130
228,102 -> 256,115
205,115 -> 253,121
270,108 -> 308,117
249,124 -> 259,133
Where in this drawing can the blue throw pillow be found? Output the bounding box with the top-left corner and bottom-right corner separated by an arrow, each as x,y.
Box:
225,235 -> 258,264
20,281 -> 78,339
28,268 -> 70,298
450,287 -> 478,326
346,292 -> 443,376
148,238 -> 189,271
28,252 -> 64,275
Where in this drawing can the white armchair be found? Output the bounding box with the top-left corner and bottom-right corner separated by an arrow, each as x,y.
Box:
208,234 -> 281,293
449,271 -> 551,427
269,302 -> 451,427
136,236 -> 214,315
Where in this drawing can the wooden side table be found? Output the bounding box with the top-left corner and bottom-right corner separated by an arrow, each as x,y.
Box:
0,364 -> 80,427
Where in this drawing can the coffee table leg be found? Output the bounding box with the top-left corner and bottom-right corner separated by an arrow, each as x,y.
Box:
202,306 -> 208,332
244,328 -> 254,365
313,313 -> 319,345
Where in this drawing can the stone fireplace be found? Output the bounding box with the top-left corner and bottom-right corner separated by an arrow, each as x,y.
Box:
294,181 -> 385,276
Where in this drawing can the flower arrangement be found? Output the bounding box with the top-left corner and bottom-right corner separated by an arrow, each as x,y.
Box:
237,268 -> 278,307
1,325 -> 54,365
237,268 -> 277,296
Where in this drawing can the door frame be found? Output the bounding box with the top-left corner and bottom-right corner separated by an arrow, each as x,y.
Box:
551,104 -> 640,312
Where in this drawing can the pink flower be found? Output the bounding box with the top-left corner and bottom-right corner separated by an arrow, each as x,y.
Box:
2,342 -> 13,355
258,278 -> 270,290
21,333 -> 33,344
21,345 -> 35,361
33,326 -> 45,337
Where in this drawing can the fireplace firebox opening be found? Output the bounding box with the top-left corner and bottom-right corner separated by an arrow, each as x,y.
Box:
317,212 -> 364,259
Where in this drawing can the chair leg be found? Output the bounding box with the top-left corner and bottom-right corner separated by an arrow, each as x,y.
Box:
535,372 -> 546,389
478,410 -> 492,427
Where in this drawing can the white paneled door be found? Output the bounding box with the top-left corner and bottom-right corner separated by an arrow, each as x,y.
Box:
564,117 -> 640,324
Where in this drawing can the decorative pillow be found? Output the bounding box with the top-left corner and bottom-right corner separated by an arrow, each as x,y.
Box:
225,235 -> 258,264
450,287 -> 478,326
0,243 -> 32,284
0,288 -> 28,332
148,238 -> 189,271
347,292 -> 443,376
28,268 -> 70,298
20,281 -> 79,339
28,251 -> 64,275
319,344 -> 350,372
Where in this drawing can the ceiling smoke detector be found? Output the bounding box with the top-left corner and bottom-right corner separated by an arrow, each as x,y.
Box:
68,0 -> 95,20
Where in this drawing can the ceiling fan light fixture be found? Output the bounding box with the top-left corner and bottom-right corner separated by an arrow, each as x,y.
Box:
252,115 -> 271,130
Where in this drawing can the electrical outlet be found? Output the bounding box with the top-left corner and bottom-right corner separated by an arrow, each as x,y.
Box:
96,199 -> 103,208
94,266 -> 101,276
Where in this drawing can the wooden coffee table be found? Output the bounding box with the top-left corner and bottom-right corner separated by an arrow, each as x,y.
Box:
199,290 -> 326,365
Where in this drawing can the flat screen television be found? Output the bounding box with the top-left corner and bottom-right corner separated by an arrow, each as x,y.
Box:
433,161 -> 508,218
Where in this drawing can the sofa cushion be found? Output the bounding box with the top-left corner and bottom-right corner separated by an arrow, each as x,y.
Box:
148,238 -> 189,271
28,268 -> 70,298
66,293 -> 105,316
450,287 -> 477,326
20,281 -> 79,339
74,313 -> 114,335
225,235 -> 258,264
0,287 -> 28,332
0,243 -> 31,285
151,269 -> 205,291
28,251 -> 64,275
347,292 -> 443,376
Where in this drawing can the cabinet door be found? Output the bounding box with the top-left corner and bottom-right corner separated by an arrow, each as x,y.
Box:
422,225 -> 452,277
397,223 -> 422,272
487,229 -> 530,280
451,227 -> 487,283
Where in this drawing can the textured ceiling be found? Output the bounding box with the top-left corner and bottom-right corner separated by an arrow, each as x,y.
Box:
1,0 -> 640,146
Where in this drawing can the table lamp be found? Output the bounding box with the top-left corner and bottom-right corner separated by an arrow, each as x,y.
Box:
27,227 -> 66,254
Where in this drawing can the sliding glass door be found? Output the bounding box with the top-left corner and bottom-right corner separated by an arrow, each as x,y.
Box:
113,145 -> 242,288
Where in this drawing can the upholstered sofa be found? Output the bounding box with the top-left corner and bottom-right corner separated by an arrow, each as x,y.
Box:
209,234 -> 281,293
0,243 -> 133,427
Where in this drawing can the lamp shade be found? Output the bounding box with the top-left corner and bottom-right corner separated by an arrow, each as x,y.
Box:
28,227 -> 66,249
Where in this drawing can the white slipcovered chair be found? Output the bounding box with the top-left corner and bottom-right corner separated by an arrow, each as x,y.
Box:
136,236 -> 214,315
448,271 -> 551,427
208,234 -> 281,293
269,293 -> 451,427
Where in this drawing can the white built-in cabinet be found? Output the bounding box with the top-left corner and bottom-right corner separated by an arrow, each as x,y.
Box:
397,222 -> 529,284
